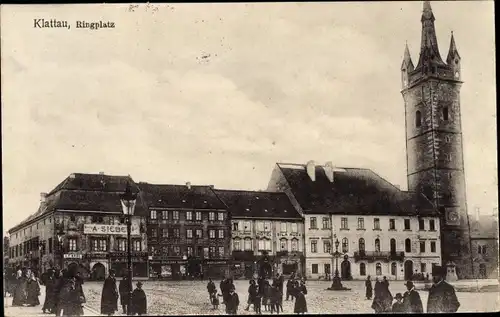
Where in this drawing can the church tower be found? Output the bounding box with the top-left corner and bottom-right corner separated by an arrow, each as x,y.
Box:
401,1 -> 472,279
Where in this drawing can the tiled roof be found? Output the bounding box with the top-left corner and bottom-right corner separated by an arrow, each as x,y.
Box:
9,173 -> 146,233
137,183 -> 226,210
275,163 -> 437,216
214,189 -> 301,219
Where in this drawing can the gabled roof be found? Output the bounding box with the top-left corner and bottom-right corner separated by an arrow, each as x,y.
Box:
9,173 -> 147,233
275,163 -> 437,217
214,189 -> 301,220
137,183 -> 226,210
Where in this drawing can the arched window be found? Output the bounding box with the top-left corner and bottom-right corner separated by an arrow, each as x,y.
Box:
391,262 -> 397,276
360,263 -> 366,276
233,238 -> 241,251
416,110 -> 422,127
358,238 -> 365,253
443,107 -> 449,121
375,239 -> 381,252
280,238 -> 288,251
376,263 -> 382,276
244,238 -> 252,251
405,238 -> 411,253
342,238 -> 349,253
390,239 -> 396,253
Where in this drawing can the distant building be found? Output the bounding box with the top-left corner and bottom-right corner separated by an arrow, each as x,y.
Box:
469,211 -> 499,279
267,161 -> 441,280
7,173 -> 149,280
214,190 -> 305,279
138,182 -> 231,279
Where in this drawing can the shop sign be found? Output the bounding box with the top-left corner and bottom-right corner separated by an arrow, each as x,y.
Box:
204,260 -> 229,265
109,251 -> 148,258
152,260 -> 188,265
83,224 -> 140,236
63,253 -> 82,259
110,257 -> 146,263
84,252 -> 108,259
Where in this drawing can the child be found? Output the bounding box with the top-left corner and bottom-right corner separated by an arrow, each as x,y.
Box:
391,293 -> 405,313
254,286 -> 262,315
211,292 -> 220,310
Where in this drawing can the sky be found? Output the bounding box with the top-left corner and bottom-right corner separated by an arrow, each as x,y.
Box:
1,2 -> 497,236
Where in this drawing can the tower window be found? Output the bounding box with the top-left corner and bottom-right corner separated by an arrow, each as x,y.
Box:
445,136 -> 451,143
445,154 -> 452,162
415,110 -> 422,127
443,107 -> 449,121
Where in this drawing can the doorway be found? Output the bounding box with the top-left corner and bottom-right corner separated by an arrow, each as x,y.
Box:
341,260 -> 351,280
404,260 -> 413,280
92,262 -> 106,281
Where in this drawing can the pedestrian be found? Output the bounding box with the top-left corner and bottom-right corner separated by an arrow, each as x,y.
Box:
391,293 -> 405,313
119,273 -> 131,314
60,277 -> 85,316
381,277 -> 393,312
130,281 -> 147,316
211,292 -> 220,310
26,271 -> 41,307
245,280 -> 257,311
220,278 -> 228,305
383,276 -> 390,288
270,283 -> 283,314
262,280 -> 271,311
365,275 -> 373,300
100,269 -> 119,316
12,267 -> 28,306
53,269 -> 65,316
207,278 -> 217,303
286,278 -> 294,301
402,281 -> 423,313
225,286 -> 240,315
371,277 -> 385,313
427,267 -> 460,313
253,285 -> 262,315
293,280 -> 308,315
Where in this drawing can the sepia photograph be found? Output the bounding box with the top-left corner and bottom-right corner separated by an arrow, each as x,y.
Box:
1,1 -> 498,315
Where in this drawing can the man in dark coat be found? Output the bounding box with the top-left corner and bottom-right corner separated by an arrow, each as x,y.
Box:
12,268 -> 28,306
403,281 -> 423,313
225,286 -> 240,315
100,269 -> 119,316
207,278 -> 217,302
130,281 -> 147,316
52,269 -> 65,316
365,276 -> 373,300
285,278 -> 294,301
427,268 -> 460,313
392,293 -> 405,313
293,280 -> 307,314
119,274 -> 131,314
245,280 -> 257,311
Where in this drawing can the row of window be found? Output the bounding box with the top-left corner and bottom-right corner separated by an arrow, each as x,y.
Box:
311,262 -> 437,276
12,217 -> 54,239
232,221 -> 299,233
309,238 -> 437,254
148,245 -> 226,258
311,217 -> 436,231
150,228 -> 225,239
150,210 -> 225,221
232,238 -> 300,251
415,107 -> 449,128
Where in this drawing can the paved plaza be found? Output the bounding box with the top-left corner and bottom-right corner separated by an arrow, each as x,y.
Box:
78,279 -> 499,315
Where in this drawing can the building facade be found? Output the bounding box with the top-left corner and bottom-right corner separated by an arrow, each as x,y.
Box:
267,161 -> 441,280
139,182 -> 231,279
469,211 -> 499,279
214,190 -> 305,279
401,1 -> 472,278
8,173 -> 150,280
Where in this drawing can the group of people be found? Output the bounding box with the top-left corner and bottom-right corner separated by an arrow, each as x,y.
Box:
206,273 -> 308,315
365,267 -> 461,313
100,269 -> 148,316
8,267 -> 41,308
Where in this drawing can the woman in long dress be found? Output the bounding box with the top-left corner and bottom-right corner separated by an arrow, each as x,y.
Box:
365,276 -> 373,300
293,281 -> 308,314
12,269 -> 28,306
26,272 -> 41,306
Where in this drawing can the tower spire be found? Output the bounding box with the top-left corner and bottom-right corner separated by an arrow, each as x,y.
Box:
416,0 -> 445,68
401,42 -> 414,71
446,31 -> 461,63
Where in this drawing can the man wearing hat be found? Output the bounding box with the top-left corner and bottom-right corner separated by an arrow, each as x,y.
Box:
130,281 -> 147,316
391,293 -> 405,313
403,281 -> 423,313
427,266 -> 460,313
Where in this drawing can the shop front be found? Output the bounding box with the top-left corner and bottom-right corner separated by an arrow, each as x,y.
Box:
276,251 -> 304,277
203,259 -> 231,279
85,252 -> 109,281
231,251 -> 256,279
62,252 -> 91,278
109,251 -> 149,279
149,257 -> 188,280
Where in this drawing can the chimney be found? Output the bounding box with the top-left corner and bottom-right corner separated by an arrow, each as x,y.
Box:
306,160 -> 316,182
69,173 -> 76,179
40,192 -> 48,203
324,161 -> 334,182
186,182 -> 192,189
99,172 -> 105,175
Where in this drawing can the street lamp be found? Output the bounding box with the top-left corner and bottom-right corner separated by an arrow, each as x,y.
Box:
327,237 -> 350,291
120,182 -> 137,316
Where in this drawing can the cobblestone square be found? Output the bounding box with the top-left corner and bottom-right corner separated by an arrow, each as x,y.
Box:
81,279 -> 500,315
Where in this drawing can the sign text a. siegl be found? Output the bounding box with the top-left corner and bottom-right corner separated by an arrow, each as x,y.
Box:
83,223 -> 140,235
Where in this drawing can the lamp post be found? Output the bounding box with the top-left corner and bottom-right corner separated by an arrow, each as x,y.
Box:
56,230 -> 65,270
327,237 -> 350,291
120,182 -> 137,316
